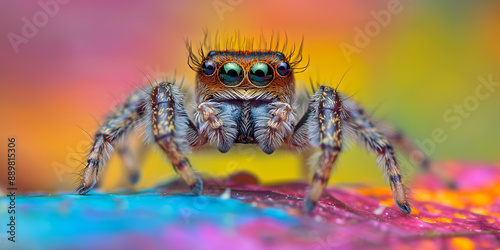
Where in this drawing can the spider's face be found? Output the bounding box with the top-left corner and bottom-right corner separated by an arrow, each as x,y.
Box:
195,51 -> 295,103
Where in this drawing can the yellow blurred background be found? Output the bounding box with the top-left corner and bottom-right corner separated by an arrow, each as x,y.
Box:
0,0 -> 499,193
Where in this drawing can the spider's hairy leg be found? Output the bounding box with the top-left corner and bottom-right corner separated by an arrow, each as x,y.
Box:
377,123 -> 457,189
76,90 -> 146,194
291,86 -> 343,213
253,102 -> 295,154
151,83 -> 203,195
115,133 -> 149,185
344,100 -> 412,214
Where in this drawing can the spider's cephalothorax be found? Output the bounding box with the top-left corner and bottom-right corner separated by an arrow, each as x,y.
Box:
194,51 -> 297,154
75,39 -> 448,214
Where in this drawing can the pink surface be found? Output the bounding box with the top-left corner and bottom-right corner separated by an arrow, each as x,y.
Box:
159,161 -> 500,249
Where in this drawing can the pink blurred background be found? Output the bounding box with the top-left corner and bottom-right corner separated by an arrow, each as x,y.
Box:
0,0 -> 499,192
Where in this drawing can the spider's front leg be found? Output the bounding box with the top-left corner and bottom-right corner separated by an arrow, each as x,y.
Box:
290,86 -> 343,213
151,83 -> 204,195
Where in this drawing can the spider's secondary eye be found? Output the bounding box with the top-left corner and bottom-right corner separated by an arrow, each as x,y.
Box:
277,62 -> 291,76
249,62 -> 273,87
219,62 -> 244,86
202,61 -> 216,75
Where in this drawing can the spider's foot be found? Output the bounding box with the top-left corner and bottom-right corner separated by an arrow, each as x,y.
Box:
394,194 -> 412,214
128,171 -> 140,185
304,195 -> 318,214
447,180 -> 458,190
440,173 -> 458,190
75,183 -> 92,195
75,179 -> 96,195
189,176 -> 203,196
396,202 -> 412,214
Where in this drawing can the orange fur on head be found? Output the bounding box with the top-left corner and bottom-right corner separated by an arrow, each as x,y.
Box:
185,31 -> 309,103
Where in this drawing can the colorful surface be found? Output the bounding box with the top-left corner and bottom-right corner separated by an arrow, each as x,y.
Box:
1,1 -> 500,193
0,2 -> 499,249
1,161 -> 499,249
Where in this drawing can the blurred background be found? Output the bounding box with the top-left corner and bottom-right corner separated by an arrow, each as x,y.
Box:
0,0 -> 499,193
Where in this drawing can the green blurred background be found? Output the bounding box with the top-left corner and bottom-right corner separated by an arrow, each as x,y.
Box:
0,0 -> 499,193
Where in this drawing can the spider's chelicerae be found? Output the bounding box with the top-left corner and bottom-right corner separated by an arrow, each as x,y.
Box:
76,37 -> 444,214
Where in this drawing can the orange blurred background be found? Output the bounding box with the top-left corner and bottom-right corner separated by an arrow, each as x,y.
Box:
1,0 -> 499,193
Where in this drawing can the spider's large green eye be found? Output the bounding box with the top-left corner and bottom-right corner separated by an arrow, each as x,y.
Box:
249,62 -> 273,87
219,62 -> 244,86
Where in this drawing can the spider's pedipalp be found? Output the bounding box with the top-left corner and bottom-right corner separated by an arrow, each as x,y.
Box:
253,102 -> 295,154
195,101 -> 238,153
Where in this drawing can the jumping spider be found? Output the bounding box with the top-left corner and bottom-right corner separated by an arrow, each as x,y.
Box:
76,38 -> 445,214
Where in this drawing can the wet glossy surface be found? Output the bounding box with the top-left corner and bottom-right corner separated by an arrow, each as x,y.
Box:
1,161 -> 499,249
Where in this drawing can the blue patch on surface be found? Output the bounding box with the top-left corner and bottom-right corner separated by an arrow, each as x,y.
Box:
0,191 -> 298,249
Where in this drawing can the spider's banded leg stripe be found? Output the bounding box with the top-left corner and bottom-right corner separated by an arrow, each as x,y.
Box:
381,124 -> 457,189
382,126 -> 431,169
305,86 -> 343,213
76,91 -> 145,194
379,146 -> 411,213
345,101 -> 412,214
151,83 -> 202,195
